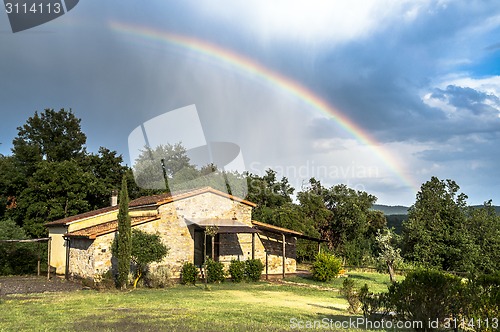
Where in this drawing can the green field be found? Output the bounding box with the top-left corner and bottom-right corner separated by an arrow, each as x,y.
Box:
0,272 -> 393,332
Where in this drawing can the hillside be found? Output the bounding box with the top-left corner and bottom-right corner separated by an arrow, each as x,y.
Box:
373,204 -> 500,234
372,204 -> 409,215
373,204 -> 500,215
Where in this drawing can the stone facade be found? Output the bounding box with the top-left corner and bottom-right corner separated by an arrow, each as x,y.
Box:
69,233 -> 115,279
51,188 -> 300,280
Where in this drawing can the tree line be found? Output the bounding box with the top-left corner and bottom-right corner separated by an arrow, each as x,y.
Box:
1,109 -> 499,276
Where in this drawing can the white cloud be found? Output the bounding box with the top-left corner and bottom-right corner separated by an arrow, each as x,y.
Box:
435,75 -> 500,96
422,75 -> 500,121
191,0 -> 433,45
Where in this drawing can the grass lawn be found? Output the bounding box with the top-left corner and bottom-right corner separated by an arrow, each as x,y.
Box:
0,272 -> 393,332
287,268 -> 396,293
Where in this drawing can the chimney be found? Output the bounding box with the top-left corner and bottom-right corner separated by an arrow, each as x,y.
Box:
111,190 -> 118,207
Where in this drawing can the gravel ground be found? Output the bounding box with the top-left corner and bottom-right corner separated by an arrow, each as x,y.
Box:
0,275 -> 82,296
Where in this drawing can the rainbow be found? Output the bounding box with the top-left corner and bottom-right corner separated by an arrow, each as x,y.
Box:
109,21 -> 419,192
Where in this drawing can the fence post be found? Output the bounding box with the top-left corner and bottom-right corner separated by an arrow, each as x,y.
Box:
47,237 -> 51,280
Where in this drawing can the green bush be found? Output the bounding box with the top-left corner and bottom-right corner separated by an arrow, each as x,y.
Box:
0,218 -> 39,275
355,271 -> 500,331
145,265 -> 173,288
467,272 -> 500,329
91,270 -> 115,290
228,260 -> 245,283
311,252 -> 342,282
244,259 -> 264,282
206,258 -> 225,283
130,229 -> 169,288
339,278 -> 360,314
358,284 -> 389,320
387,269 -> 464,328
181,262 -> 199,285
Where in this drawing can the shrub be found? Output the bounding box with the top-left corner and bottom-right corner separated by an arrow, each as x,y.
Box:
387,269 -> 464,328
206,258 -> 225,283
0,218 -> 39,275
130,229 -> 169,288
91,270 -> 115,290
245,259 -> 264,282
228,260 -> 245,283
354,271 -> 499,331
145,265 -> 173,288
358,284 -> 390,320
312,252 -> 342,282
467,272 -> 500,327
340,278 -> 361,314
181,262 -> 199,285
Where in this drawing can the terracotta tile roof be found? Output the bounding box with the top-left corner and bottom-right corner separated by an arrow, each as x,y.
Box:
252,220 -> 325,242
65,216 -> 160,239
252,220 -> 303,236
186,218 -> 260,234
46,186 -> 256,227
45,205 -> 118,227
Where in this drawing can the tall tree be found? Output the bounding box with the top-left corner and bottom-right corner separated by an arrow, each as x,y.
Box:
12,109 -> 86,168
245,169 -> 294,221
9,109 -> 88,210
465,201 -> 500,274
401,177 -> 474,271
132,143 -> 194,191
0,155 -> 23,219
15,160 -> 99,237
116,176 -> 132,289
82,147 -> 130,207
321,183 -> 378,264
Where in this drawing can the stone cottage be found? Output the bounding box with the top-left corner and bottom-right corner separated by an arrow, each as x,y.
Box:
45,187 -> 321,280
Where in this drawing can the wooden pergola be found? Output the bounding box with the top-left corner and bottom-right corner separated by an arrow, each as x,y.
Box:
0,237 -> 52,280
252,221 -> 326,279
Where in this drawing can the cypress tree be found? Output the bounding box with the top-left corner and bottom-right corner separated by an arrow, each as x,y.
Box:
116,175 -> 131,289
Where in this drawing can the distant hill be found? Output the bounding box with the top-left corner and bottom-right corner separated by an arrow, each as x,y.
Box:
470,205 -> 500,214
373,204 -> 500,215
372,204 -> 409,215
371,205 -> 409,234
372,204 -> 500,234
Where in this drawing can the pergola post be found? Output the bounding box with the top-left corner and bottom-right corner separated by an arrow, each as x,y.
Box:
65,237 -> 71,280
251,233 -> 255,260
204,233 -> 207,285
211,235 -> 215,260
37,241 -> 41,276
265,251 -> 269,280
282,233 -> 286,279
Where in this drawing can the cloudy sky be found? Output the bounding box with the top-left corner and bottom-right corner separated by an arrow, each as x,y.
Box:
1,1 -> 499,206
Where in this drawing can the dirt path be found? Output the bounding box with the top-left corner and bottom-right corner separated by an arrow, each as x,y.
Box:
0,275 -> 82,296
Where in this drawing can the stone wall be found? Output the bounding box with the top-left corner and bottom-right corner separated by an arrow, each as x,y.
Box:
153,192 -> 254,277
68,233 -> 115,279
